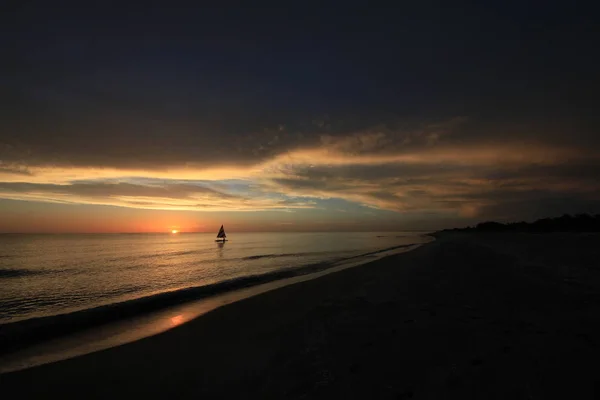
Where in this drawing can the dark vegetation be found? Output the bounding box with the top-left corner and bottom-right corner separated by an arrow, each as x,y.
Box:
441,214 -> 600,233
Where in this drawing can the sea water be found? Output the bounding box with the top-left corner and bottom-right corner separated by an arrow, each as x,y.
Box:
0,231 -> 432,372
0,232 -> 430,325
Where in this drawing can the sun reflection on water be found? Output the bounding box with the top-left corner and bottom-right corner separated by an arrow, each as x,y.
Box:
170,314 -> 184,326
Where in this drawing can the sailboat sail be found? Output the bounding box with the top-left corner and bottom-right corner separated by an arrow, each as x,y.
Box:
216,225 -> 226,239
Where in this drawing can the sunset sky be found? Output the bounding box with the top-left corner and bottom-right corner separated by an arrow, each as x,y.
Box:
1,2 -> 599,232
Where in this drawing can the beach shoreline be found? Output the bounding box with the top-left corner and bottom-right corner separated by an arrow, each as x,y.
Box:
2,232 -> 599,399
0,240 -> 429,374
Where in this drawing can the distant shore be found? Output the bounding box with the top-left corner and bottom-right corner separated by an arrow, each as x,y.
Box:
2,232 -> 600,399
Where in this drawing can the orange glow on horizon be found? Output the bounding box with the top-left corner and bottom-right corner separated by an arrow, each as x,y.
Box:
171,229 -> 179,234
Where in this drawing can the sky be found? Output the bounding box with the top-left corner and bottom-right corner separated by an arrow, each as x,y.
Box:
1,1 -> 599,232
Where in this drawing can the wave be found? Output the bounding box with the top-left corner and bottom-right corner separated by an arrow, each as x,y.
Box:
0,268 -> 48,279
107,249 -> 204,262
241,251 -> 334,261
343,243 -> 418,260
0,242 -> 419,355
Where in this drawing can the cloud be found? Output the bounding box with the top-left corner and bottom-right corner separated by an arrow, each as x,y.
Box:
265,156 -> 600,218
0,117 -> 598,220
257,130 -> 600,218
0,164 -> 32,176
0,181 -> 315,211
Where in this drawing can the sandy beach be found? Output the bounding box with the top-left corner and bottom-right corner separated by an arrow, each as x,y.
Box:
2,232 -> 599,399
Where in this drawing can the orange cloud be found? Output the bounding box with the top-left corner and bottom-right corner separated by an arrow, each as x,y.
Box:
0,127 -> 597,217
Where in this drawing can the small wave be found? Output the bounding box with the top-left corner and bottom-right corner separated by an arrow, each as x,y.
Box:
241,250 -> 339,261
0,260 -> 337,355
107,249 -> 203,263
243,253 -> 303,261
344,243 -> 418,260
0,268 -> 47,279
0,242 -> 421,355
166,249 -> 203,257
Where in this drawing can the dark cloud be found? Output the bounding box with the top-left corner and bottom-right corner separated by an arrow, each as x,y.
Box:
2,3 -> 599,170
481,164 -> 600,183
266,149 -> 600,219
476,196 -> 600,222
1,3 -> 599,227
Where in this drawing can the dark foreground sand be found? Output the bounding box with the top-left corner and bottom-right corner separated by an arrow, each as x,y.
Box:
2,233 -> 600,399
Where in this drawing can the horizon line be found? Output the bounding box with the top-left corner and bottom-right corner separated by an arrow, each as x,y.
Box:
0,230 -> 432,235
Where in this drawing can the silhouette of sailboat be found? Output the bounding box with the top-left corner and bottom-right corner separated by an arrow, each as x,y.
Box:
215,225 -> 227,242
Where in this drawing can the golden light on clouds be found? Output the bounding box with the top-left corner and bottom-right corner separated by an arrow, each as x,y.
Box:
0,140 -> 589,184
0,130 -> 598,219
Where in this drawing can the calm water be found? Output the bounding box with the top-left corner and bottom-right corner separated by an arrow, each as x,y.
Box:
0,232 -> 430,324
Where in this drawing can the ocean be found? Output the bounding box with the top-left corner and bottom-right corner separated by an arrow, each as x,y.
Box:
0,231 -> 432,372
0,232 -> 430,325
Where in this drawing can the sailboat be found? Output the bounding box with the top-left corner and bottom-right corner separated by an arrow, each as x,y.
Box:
215,224 -> 227,242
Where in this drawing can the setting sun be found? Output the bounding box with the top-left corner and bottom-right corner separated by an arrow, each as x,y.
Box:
171,229 -> 178,234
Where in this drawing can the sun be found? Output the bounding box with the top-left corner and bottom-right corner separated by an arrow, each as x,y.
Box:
171,229 -> 179,234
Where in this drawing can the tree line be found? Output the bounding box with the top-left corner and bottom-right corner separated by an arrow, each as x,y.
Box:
443,214 -> 600,233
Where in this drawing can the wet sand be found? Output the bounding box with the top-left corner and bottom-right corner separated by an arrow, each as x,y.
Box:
1,233 -> 599,399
